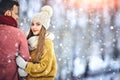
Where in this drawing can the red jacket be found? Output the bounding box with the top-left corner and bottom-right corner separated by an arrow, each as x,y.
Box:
0,14 -> 30,80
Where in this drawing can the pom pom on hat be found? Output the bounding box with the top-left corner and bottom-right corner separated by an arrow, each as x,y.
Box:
32,5 -> 53,30
41,5 -> 53,17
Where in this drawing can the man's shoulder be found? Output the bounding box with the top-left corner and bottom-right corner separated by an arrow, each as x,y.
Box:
8,25 -> 24,33
0,24 -> 25,36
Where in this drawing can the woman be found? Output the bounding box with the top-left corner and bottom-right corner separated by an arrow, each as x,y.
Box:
16,5 -> 57,80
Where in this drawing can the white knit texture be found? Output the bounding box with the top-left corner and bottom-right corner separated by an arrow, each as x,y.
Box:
32,5 -> 53,30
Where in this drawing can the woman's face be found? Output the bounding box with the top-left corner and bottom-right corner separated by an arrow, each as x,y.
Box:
31,21 -> 42,35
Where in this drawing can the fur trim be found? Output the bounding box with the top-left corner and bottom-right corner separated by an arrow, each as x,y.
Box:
45,32 -> 55,40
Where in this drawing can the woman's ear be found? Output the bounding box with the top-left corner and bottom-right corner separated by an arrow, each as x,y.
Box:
4,10 -> 11,16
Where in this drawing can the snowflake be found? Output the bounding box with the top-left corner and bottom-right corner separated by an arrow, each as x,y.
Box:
110,26 -> 114,30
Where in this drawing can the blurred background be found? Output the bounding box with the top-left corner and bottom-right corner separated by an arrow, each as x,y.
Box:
18,0 -> 120,80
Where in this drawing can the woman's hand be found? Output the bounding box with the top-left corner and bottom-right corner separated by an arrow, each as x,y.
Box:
16,55 -> 28,69
18,68 -> 28,77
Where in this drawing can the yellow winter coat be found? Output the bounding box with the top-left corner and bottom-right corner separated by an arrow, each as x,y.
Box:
25,38 -> 57,80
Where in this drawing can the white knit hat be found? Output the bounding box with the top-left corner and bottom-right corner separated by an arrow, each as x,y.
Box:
32,5 -> 53,30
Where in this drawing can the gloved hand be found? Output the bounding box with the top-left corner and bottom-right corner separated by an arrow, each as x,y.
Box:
16,55 -> 28,69
18,68 -> 28,77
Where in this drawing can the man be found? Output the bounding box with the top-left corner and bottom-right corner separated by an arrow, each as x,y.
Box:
0,0 -> 30,80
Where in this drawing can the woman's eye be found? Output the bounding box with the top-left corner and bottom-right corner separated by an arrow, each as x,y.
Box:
36,23 -> 40,26
31,23 -> 34,26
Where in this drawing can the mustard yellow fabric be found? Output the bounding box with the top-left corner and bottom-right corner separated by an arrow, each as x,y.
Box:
25,39 -> 57,80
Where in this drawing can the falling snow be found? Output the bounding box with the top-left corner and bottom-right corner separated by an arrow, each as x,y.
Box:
18,0 -> 120,80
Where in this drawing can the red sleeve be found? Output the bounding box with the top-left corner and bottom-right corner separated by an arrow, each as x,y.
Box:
19,30 -> 30,61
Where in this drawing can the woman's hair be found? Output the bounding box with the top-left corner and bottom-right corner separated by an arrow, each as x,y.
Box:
27,26 -> 46,63
0,0 -> 19,15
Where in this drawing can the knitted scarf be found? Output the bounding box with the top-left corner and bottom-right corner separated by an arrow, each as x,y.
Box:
0,14 -> 17,27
